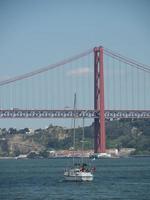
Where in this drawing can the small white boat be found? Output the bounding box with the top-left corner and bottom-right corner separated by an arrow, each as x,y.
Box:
64,163 -> 94,182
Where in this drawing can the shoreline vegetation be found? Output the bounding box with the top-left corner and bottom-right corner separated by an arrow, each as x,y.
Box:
0,119 -> 150,158
0,153 -> 150,160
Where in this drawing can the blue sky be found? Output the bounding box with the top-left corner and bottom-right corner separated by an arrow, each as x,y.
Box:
0,0 -> 150,128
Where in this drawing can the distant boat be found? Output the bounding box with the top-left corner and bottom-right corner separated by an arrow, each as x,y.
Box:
64,94 -> 94,182
89,152 -> 112,159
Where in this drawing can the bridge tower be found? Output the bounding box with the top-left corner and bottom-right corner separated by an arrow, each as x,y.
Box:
94,46 -> 106,153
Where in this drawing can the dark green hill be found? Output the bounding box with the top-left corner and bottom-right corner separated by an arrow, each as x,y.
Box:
106,119 -> 150,154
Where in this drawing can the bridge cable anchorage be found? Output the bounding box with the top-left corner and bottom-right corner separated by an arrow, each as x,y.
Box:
0,48 -> 93,87
104,48 -> 150,73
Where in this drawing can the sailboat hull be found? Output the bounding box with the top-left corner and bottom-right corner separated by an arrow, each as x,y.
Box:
64,175 -> 93,182
64,169 -> 93,181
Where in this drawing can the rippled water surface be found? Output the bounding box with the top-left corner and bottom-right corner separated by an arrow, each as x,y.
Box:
0,157 -> 150,200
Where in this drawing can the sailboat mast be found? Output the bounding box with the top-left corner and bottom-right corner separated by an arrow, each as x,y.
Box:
82,117 -> 85,164
73,93 -> 76,165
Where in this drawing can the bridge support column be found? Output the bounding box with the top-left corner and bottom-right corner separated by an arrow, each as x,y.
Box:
94,46 -> 106,153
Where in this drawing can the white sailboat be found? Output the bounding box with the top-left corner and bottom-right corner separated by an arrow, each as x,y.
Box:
64,94 -> 94,182
64,163 -> 94,181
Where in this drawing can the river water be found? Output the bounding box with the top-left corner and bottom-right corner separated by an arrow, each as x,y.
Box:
0,157 -> 150,200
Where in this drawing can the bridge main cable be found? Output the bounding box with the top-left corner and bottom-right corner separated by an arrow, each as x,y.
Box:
104,48 -> 150,73
0,48 -> 93,86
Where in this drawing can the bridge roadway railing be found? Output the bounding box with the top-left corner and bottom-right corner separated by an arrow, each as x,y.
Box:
0,109 -> 150,119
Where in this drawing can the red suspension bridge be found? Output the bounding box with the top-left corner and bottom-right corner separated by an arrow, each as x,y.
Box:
0,46 -> 150,153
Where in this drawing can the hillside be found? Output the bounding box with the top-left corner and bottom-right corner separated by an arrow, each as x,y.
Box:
0,119 -> 150,157
106,119 -> 150,154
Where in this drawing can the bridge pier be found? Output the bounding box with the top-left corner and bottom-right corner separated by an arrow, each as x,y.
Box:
94,46 -> 106,153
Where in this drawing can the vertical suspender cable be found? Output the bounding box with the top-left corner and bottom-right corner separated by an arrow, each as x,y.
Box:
137,68 -> 140,110
143,71 -> 146,110
106,54 -> 110,110
112,58 -> 115,110
119,60 -> 122,110
125,63 -> 128,110
131,66 -> 134,109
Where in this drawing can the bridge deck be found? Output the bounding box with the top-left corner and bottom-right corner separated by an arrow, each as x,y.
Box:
0,109 -> 150,119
